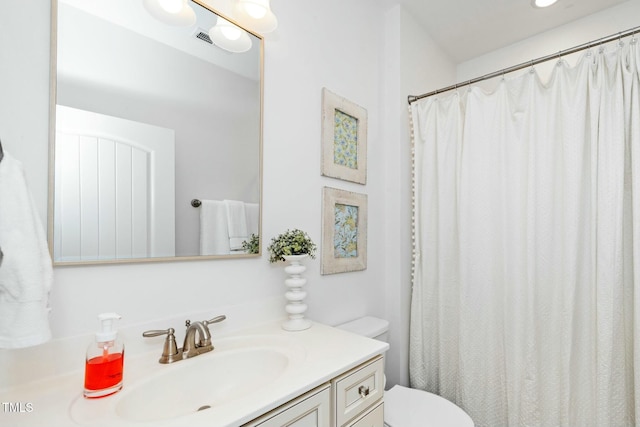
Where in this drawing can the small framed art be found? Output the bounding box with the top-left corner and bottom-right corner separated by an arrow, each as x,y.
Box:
321,88 -> 367,184
321,187 -> 367,275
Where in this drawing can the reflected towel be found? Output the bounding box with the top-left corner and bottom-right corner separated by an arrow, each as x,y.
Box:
199,200 -> 230,255
224,200 -> 248,251
0,152 -> 52,348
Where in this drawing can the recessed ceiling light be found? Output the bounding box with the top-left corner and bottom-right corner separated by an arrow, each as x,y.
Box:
531,0 -> 559,8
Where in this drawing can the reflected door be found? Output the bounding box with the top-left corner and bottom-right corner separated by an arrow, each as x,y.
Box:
54,105 -> 175,262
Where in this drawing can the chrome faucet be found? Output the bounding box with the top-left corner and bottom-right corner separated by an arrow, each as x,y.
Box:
143,315 -> 226,364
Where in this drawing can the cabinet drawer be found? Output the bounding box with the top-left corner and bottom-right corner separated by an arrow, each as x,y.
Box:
334,356 -> 384,426
349,402 -> 384,427
246,384 -> 331,427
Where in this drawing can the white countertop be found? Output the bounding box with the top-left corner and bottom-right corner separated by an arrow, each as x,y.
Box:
0,321 -> 388,427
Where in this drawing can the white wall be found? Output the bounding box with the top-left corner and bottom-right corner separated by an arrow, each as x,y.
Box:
0,0 -> 404,387
262,0 -> 388,328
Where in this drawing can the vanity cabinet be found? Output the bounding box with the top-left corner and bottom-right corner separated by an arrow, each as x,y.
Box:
1,321 -> 389,427
245,356 -> 384,427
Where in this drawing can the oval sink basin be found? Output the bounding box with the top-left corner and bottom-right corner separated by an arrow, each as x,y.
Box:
115,347 -> 289,422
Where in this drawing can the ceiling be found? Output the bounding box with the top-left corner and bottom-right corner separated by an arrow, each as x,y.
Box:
394,0 -> 631,63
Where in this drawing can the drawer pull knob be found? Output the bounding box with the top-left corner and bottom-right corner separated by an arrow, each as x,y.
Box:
359,385 -> 370,398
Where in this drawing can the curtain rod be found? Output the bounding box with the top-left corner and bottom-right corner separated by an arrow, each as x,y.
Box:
407,25 -> 640,105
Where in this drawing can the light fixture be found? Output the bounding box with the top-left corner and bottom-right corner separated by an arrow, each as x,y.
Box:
209,16 -> 253,53
239,0 -> 269,19
531,0 -> 559,8
143,0 -> 196,26
233,0 -> 278,33
158,0 -> 183,14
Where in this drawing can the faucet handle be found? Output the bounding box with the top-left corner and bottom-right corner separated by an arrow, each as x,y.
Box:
142,327 -> 182,364
199,315 -> 226,351
143,328 -> 174,338
203,315 -> 227,326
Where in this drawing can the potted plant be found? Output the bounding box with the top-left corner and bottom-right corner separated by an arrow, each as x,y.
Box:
241,233 -> 260,254
267,229 -> 317,331
267,229 -> 317,263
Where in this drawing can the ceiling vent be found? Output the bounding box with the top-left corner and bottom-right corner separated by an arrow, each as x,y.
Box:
193,28 -> 212,44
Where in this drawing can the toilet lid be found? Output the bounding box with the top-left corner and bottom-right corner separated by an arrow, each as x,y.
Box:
384,385 -> 474,427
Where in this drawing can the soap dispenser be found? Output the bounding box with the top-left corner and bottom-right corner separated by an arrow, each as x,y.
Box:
83,313 -> 124,398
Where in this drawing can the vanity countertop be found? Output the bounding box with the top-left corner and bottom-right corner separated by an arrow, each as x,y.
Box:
0,320 -> 388,427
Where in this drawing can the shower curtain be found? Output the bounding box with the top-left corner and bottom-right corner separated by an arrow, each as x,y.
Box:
410,41 -> 640,427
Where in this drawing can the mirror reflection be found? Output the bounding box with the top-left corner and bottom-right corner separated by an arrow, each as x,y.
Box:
51,0 -> 262,264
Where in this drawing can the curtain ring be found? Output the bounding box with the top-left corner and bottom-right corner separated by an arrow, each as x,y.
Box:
618,32 -> 624,47
529,60 -> 535,74
631,30 -> 637,45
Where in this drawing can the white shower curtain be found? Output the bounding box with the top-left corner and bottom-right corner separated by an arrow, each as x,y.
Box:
410,41 -> 640,427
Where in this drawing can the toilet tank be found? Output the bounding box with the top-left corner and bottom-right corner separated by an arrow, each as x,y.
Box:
336,316 -> 389,343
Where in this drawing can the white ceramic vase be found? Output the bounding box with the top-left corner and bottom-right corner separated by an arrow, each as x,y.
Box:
281,254 -> 312,331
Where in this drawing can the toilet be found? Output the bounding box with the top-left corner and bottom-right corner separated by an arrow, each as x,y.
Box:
336,317 -> 474,427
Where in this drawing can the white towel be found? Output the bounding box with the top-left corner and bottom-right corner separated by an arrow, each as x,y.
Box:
0,152 -> 52,348
224,200 -> 248,251
199,200 -> 231,256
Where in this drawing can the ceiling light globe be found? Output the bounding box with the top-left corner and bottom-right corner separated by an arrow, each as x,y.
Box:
143,0 -> 196,26
158,0 -> 183,14
240,0 -> 269,19
218,18 -> 242,41
532,0 -> 558,7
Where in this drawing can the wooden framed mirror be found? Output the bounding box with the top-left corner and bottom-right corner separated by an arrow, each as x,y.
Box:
49,0 -> 262,264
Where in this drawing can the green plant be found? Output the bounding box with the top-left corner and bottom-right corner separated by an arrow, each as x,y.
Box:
267,229 -> 317,263
241,233 -> 260,254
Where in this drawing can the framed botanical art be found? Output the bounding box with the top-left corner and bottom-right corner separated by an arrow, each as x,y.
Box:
321,187 -> 367,275
321,88 -> 367,184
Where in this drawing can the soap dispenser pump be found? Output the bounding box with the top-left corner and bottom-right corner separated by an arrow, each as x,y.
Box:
83,313 -> 124,398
